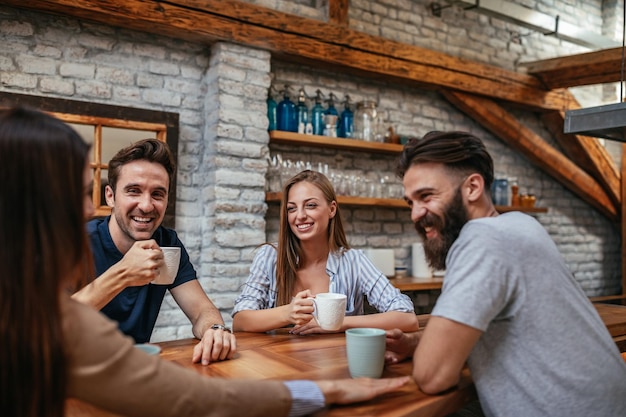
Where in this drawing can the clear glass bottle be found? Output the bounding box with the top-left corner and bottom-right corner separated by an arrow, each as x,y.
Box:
354,100 -> 378,141
295,87 -> 309,134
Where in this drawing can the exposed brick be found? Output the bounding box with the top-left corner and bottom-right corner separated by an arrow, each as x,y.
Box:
1,72 -> 37,89
40,77 -> 74,95
96,66 -> 134,85
75,80 -> 111,98
0,20 -> 33,36
16,54 -> 56,75
142,88 -> 181,107
60,62 -> 95,79
148,60 -> 180,76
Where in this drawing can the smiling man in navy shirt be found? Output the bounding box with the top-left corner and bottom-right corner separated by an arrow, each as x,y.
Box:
73,138 -> 236,365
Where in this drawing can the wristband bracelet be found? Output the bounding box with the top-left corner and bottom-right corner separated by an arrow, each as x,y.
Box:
210,323 -> 232,333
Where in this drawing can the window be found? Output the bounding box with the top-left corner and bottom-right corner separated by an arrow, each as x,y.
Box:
64,117 -> 166,217
0,92 -> 179,224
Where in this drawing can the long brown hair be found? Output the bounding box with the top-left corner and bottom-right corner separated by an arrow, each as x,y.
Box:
275,170 -> 350,305
0,107 -> 92,417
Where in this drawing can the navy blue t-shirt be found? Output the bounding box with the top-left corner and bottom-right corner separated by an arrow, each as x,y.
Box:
87,217 -> 197,343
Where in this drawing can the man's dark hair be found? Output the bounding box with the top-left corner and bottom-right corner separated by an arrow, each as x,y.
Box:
108,138 -> 176,192
396,131 -> 494,191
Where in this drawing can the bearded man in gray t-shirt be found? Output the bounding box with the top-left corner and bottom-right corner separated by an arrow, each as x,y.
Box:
386,131 -> 626,417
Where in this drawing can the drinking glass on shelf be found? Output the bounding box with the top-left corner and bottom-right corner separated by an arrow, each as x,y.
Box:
389,182 -> 404,199
370,180 -> 382,198
379,175 -> 391,198
349,174 -> 367,197
317,162 -> 329,176
266,154 -> 282,192
267,166 -> 281,192
330,171 -> 347,196
280,159 -> 300,188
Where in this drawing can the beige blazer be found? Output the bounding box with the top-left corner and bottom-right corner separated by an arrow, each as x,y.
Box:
62,295 -> 292,417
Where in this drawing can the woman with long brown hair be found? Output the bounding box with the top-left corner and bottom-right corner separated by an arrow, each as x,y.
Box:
232,170 -> 419,333
0,107 -> 408,417
0,105 -> 93,417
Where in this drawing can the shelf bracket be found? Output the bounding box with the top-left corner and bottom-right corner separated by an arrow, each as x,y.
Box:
430,2 -> 452,17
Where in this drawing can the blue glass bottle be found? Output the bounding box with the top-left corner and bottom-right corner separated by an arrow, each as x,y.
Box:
266,86 -> 277,132
311,89 -> 325,136
295,88 -> 309,134
325,92 -> 339,118
276,85 -> 297,132
338,95 -> 354,138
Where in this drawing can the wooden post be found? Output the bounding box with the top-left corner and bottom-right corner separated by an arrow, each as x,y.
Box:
622,144 -> 626,296
328,0 -> 349,26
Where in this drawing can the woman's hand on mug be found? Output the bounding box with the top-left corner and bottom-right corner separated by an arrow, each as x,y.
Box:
286,290 -> 315,326
290,320 -> 327,335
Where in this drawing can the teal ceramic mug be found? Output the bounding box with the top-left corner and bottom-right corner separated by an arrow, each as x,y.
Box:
345,328 -> 386,378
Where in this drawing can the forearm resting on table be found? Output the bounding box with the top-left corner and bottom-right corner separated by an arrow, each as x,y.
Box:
343,311 -> 419,332
233,306 -> 292,332
412,316 -> 481,394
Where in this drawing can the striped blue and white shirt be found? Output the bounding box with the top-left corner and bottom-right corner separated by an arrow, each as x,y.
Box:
233,245 -> 414,316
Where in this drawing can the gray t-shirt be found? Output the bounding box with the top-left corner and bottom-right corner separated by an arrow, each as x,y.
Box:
432,212 -> 626,417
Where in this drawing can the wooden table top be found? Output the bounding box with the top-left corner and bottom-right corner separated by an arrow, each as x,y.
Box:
66,303 -> 625,416
391,276 -> 443,292
66,330 -> 476,417
594,303 -> 626,341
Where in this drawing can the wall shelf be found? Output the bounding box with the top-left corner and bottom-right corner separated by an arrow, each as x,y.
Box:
269,130 -> 404,154
266,192 -> 548,213
266,192 -> 406,208
268,131 -> 548,213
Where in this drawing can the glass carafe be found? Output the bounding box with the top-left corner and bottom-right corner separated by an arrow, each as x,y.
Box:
354,101 -> 378,141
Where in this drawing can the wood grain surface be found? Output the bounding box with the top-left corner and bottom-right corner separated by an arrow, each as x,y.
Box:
66,330 -> 476,417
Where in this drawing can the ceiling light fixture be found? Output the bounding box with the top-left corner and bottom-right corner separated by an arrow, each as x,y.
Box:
563,1 -> 626,142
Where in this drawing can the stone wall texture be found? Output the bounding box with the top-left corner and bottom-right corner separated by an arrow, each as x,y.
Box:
0,0 -> 622,341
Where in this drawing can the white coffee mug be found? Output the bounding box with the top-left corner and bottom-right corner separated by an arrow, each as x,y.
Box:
152,246 -> 181,285
310,293 -> 347,331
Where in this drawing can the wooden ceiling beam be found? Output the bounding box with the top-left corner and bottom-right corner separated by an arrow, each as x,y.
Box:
622,145 -> 626,295
176,0 -> 537,88
2,0 -> 572,111
520,48 -> 625,89
443,90 -> 619,222
541,110 -> 621,208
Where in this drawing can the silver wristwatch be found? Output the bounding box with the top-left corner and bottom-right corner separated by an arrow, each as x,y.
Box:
210,323 -> 232,333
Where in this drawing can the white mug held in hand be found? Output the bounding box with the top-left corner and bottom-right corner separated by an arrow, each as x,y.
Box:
345,328 -> 386,378
152,247 -> 181,285
310,293 -> 347,331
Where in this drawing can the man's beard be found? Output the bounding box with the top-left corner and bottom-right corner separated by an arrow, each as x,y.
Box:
414,187 -> 469,271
